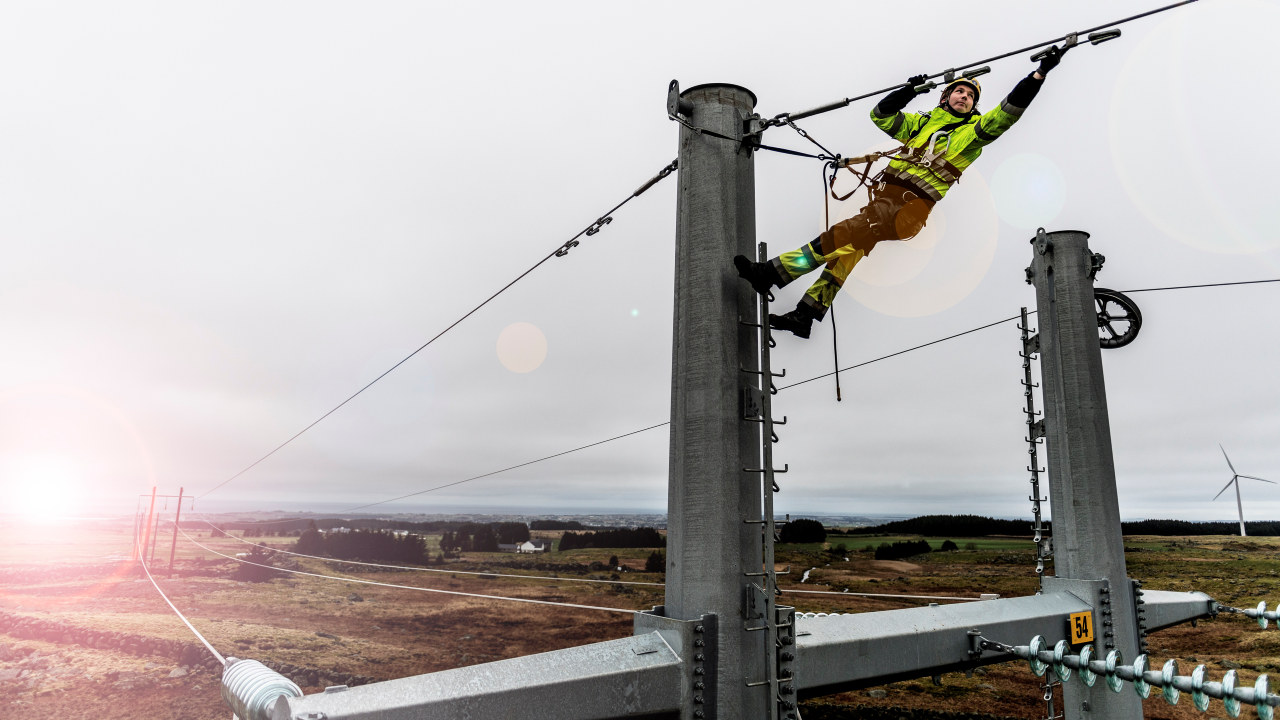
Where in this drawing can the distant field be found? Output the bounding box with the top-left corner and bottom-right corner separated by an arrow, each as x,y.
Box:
5,518 -> 1280,720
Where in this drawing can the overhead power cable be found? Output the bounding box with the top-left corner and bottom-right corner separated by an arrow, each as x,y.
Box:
1116,278 -> 1279,294
779,313 -> 1024,391
182,528 -> 638,616
198,516 -> 663,588
340,422 -> 668,513
315,275 -> 1276,510
763,0 -> 1201,127
198,160 -> 677,500
135,538 -> 226,666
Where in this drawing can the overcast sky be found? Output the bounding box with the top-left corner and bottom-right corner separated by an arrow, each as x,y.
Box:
1,0 -> 1276,524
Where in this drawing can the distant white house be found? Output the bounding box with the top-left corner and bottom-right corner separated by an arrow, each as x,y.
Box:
517,540 -> 549,554
497,543 -> 520,553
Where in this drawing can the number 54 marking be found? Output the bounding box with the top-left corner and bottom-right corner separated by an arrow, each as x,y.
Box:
1070,611 -> 1094,644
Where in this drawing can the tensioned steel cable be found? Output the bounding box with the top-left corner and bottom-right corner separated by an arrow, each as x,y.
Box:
181,527 -> 639,615
762,0 -> 1202,127
198,160 -> 677,500
781,277 -> 1280,390
1117,278 -> 1279,294
135,537 -> 227,666
309,274 -> 1279,510
196,515 -> 663,587
339,422 -> 669,512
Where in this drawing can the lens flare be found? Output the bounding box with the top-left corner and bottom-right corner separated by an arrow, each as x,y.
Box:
835,170 -> 999,318
496,322 -> 548,373
1109,0 -> 1280,255
990,153 -> 1067,230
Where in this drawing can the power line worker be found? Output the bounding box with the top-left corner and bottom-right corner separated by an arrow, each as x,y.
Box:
736,46 -> 1069,338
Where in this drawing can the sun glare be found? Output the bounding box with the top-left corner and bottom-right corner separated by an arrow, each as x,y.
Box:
5,456 -> 86,520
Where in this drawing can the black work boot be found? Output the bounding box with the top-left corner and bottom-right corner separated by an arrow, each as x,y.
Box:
769,309 -> 813,339
734,255 -> 776,297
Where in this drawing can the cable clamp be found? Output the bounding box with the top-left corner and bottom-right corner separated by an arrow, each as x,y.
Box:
585,216 -> 613,237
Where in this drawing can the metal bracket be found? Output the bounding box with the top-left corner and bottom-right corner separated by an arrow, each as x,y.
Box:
1089,251 -> 1105,279
1131,579 -> 1149,654
1034,227 -> 1053,256
1023,333 -> 1041,357
745,584 -> 767,624
741,385 -> 763,421
634,609 -> 717,719
667,79 -> 693,118
1029,419 -> 1046,441
776,606 -> 799,719
742,114 -> 765,156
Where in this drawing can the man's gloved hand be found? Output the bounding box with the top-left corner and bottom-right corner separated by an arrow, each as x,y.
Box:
908,74 -> 930,93
1037,45 -> 1068,75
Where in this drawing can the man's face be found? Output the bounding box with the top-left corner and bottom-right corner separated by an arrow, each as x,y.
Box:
947,84 -> 975,114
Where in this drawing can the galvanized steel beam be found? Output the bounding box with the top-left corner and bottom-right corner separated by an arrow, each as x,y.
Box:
794,592 -> 1089,696
1139,589 -> 1216,633
271,632 -> 684,720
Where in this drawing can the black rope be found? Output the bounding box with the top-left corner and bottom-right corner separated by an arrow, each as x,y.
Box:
765,0 -> 1202,126
198,160 -> 679,499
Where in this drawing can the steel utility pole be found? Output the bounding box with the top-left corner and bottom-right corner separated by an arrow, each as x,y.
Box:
1028,229 -> 1142,720
663,82 -> 766,719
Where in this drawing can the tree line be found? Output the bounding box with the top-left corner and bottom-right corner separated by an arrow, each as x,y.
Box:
838,515 -> 1280,538
439,522 -> 530,553
558,527 -> 665,551
294,528 -> 430,564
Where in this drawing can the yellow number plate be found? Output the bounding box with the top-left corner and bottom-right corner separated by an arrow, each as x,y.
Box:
1069,611 -> 1095,644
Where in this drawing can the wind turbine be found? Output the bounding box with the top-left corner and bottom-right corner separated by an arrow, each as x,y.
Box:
1213,444 -> 1276,537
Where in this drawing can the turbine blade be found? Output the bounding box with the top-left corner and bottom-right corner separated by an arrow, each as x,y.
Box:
1222,444 -> 1238,474
1240,475 -> 1277,485
1213,477 -> 1237,501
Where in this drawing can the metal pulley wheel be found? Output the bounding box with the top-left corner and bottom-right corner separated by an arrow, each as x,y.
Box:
1094,288 -> 1142,349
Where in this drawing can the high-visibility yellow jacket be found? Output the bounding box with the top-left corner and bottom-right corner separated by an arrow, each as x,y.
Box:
870,82 -> 1034,201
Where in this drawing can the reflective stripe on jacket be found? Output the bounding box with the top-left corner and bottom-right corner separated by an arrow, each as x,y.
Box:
870,95 -> 1027,200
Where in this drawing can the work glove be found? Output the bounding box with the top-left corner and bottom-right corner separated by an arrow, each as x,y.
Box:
877,74 -> 929,115
1036,45 -> 1068,75
907,74 -> 930,94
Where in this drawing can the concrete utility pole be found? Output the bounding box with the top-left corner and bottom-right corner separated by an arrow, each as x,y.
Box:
1028,229 -> 1143,720
664,82 -> 767,719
